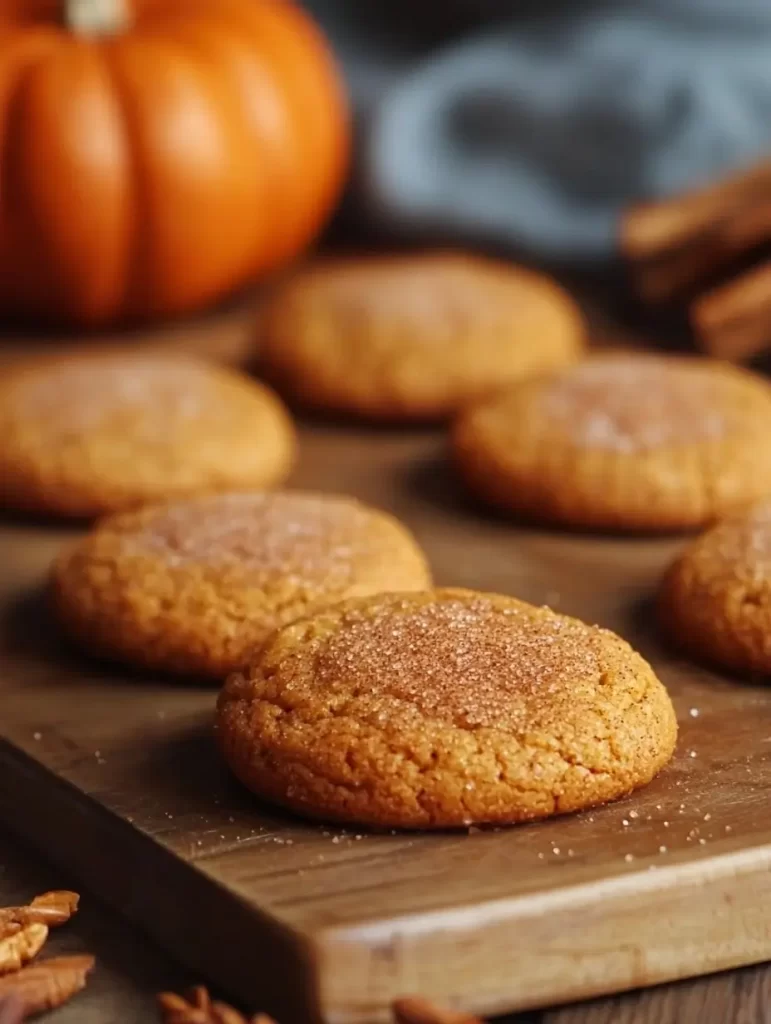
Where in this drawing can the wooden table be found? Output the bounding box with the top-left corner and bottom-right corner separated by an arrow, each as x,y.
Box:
1,825 -> 768,1023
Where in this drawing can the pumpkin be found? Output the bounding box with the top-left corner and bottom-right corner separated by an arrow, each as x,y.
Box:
0,0 -> 349,325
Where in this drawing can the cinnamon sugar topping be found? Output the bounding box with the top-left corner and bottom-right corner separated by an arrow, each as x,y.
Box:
111,492 -> 400,582
4,355 -> 229,434
318,259 -> 522,338
541,358 -> 730,451
312,594 -> 610,730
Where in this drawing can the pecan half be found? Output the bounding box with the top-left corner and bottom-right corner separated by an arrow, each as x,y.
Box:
0,954 -> 94,1016
392,997 -> 484,1024
0,892 -> 79,934
0,924 -> 48,974
0,994 -> 23,1024
157,986 -> 277,1024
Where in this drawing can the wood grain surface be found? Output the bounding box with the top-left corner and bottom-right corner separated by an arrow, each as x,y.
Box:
1,305 -> 771,1023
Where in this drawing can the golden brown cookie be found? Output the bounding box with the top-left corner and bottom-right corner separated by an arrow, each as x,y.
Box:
216,588 -> 677,828
259,253 -> 584,421
0,352 -> 295,519
51,491 -> 432,679
660,501 -> 771,675
454,353 -> 771,532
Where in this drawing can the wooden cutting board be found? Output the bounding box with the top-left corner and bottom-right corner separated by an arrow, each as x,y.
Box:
2,384 -> 771,1024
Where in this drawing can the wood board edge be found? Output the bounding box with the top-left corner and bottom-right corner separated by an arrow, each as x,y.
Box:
315,842 -> 771,1022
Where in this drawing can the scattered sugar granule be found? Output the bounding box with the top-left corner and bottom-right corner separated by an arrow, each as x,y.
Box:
689,708 -> 700,718
624,853 -> 634,862
33,732 -> 41,741
659,845 -> 667,854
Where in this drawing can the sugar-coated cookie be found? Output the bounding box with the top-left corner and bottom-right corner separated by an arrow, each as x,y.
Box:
660,502 -> 771,675
217,589 -> 677,828
454,353 -> 771,532
0,352 -> 295,518
51,491 -> 432,679
259,253 -> 584,421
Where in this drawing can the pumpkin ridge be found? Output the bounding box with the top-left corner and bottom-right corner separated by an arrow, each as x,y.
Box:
96,36 -> 144,321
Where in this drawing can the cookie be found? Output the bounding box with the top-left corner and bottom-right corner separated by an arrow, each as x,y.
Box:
660,501 -> 771,675
259,253 -> 584,421
454,353 -> 771,532
0,352 -> 295,518
51,491 -> 432,679
216,588 -> 677,828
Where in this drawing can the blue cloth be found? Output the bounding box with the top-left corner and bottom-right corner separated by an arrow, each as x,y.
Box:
303,1 -> 771,263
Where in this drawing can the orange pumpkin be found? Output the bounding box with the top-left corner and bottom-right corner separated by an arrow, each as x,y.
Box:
0,0 -> 349,325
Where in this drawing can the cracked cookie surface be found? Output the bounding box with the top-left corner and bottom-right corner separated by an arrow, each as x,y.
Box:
0,351 -> 295,518
453,353 -> 771,531
216,588 -> 677,828
51,491 -> 432,680
660,501 -> 771,675
259,253 -> 584,422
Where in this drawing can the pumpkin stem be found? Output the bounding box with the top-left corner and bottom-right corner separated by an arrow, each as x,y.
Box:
65,0 -> 129,35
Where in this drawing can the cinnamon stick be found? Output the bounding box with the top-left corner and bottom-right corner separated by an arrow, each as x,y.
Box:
621,160 -> 771,307
692,260 -> 771,361
622,158 -> 771,259
629,202 -> 771,305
